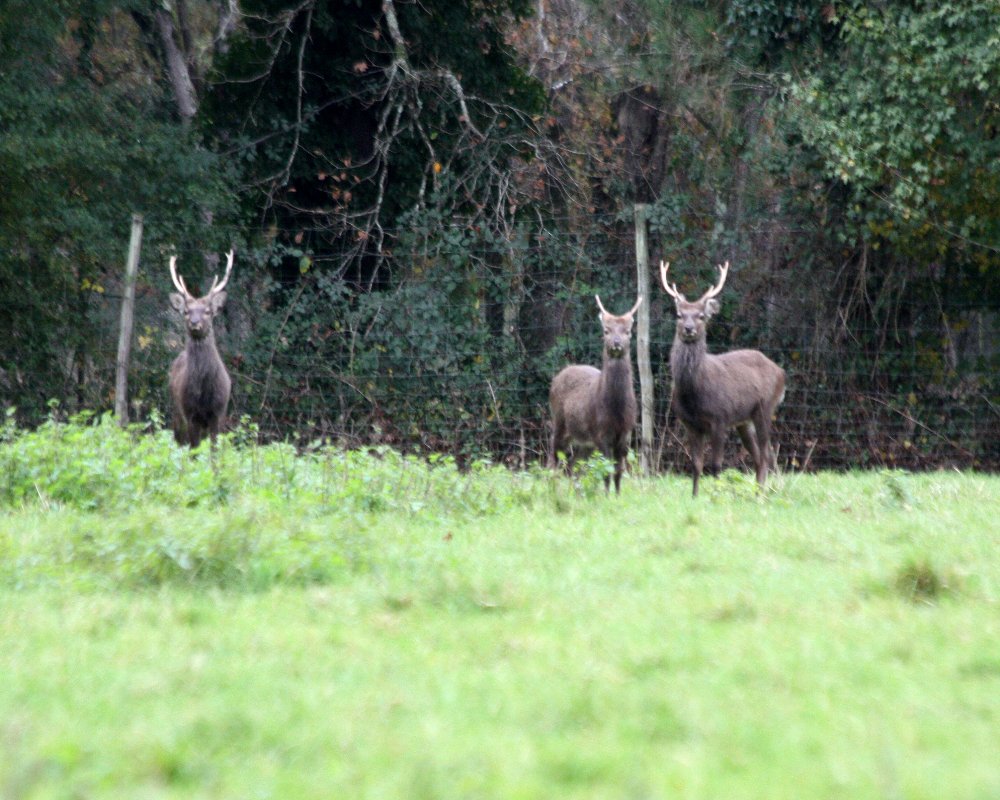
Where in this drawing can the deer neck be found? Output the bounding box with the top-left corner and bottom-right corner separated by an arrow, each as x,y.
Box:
597,352 -> 634,420
187,328 -> 218,350
671,335 -> 707,387
185,330 -> 221,372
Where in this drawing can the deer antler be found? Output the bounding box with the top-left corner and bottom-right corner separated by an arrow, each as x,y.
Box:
169,255 -> 192,298
699,261 -> 730,302
208,249 -> 235,296
659,261 -> 685,302
595,295 -> 643,317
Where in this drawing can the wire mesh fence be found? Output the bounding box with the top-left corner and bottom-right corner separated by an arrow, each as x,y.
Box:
3,223 -> 998,473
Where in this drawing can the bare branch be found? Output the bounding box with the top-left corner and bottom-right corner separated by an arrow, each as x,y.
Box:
214,0 -> 241,56
433,69 -> 484,140
277,2 -> 314,188
381,0 -> 412,73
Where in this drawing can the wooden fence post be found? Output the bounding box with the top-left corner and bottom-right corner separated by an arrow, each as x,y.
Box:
634,203 -> 654,475
115,213 -> 143,426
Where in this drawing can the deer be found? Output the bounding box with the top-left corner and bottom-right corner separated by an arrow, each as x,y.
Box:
660,260 -> 785,497
548,294 -> 643,494
167,249 -> 234,448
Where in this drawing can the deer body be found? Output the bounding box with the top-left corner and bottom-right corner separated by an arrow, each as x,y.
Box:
169,333 -> 231,447
549,296 -> 642,494
662,261 -> 785,496
168,250 -> 234,448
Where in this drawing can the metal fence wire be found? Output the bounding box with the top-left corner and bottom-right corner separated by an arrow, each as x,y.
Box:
4,224 -> 999,473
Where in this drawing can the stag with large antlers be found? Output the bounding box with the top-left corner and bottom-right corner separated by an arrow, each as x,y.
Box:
549,294 -> 643,494
661,260 -> 785,496
168,250 -> 234,448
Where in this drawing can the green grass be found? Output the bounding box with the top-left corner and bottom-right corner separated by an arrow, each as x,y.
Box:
1,415 -> 999,798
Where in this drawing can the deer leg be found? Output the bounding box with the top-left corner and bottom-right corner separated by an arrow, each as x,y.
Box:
766,412 -> 779,471
189,425 -> 204,450
597,439 -> 612,494
688,429 -> 706,497
550,420 -> 567,471
751,407 -> 772,488
708,427 -> 726,477
565,446 -> 579,479
208,419 -> 223,463
737,422 -> 761,476
601,444 -> 611,494
609,440 -> 626,495
566,446 -> 587,480
613,450 -> 625,495
172,412 -> 188,446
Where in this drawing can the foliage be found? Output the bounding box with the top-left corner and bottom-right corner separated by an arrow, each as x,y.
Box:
724,0 -> 836,65
0,411 -> 553,519
0,1 -> 238,419
207,0 -> 545,285
231,205 -> 636,460
1,0 -> 998,473
788,0 -> 1000,286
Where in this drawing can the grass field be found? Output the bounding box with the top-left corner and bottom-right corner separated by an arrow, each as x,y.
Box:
1,415 -> 999,799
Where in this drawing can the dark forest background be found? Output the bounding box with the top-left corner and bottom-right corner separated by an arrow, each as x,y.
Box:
2,0 -> 998,470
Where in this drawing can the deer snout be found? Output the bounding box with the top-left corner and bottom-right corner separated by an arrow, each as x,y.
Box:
607,336 -> 627,357
187,313 -> 210,337
680,322 -> 699,340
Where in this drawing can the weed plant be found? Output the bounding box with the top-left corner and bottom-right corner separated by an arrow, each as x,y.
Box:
0,410 -> 573,592
0,409 -> 549,517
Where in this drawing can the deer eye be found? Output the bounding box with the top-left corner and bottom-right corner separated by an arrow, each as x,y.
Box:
697,313 -> 705,320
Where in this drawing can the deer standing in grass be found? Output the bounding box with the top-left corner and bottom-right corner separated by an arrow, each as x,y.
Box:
660,260 -> 785,496
549,295 -> 642,494
168,250 -> 234,448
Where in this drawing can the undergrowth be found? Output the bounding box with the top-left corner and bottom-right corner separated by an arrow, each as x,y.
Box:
0,409 -> 557,517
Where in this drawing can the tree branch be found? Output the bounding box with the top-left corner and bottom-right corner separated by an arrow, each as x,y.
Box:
215,0 -> 241,56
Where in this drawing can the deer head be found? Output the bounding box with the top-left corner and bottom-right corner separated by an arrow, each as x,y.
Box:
169,249 -> 234,339
659,260 -> 728,344
595,295 -> 642,358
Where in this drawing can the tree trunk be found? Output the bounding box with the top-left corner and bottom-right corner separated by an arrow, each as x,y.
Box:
154,8 -> 198,122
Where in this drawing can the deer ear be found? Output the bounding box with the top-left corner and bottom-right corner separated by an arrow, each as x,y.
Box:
705,298 -> 721,318
169,293 -> 186,313
209,291 -> 227,313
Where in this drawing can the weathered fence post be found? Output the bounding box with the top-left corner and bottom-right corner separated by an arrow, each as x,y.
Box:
115,213 -> 143,427
634,203 -> 654,474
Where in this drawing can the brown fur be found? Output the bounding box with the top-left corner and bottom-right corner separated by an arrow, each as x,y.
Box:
167,254 -> 233,448
549,296 -> 641,494
663,262 -> 785,496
